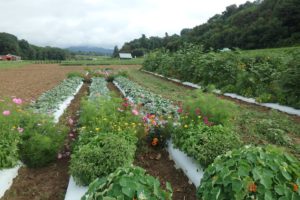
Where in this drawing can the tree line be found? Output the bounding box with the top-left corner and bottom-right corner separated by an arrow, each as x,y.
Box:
0,32 -> 70,60
120,0 -> 300,55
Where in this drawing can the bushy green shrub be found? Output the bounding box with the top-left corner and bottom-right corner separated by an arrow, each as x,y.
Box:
70,133 -> 137,186
82,166 -> 173,200
19,133 -> 63,168
172,124 -> 241,167
197,145 -> 300,200
18,114 -> 66,168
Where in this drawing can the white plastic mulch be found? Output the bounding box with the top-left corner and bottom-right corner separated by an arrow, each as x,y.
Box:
112,81 -> 134,103
64,176 -> 88,200
53,82 -> 84,123
223,93 -> 300,116
167,140 -> 204,187
142,70 -> 300,116
0,165 -> 21,198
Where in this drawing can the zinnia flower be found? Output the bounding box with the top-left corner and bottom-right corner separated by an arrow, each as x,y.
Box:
17,127 -> 24,133
177,108 -> 183,113
132,109 -> 139,115
13,98 -> 23,105
68,118 -> 74,125
2,110 -> 10,116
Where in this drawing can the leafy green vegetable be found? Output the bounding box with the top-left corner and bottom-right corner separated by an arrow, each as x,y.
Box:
82,166 -> 172,200
198,145 -> 300,200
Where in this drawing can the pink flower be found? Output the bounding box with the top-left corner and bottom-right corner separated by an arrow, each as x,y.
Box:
143,116 -> 148,122
2,110 -> 10,116
57,153 -> 62,159
17,127 -> 24,133
69,132 -> 75,138
68,118 -> 74,125
122,102 -> 129,107
195,108 -> 201,115
13,98 -> 23,105
132,109 -> 139,115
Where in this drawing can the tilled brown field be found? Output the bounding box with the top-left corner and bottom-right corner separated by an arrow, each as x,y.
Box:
0,64 -> 139,102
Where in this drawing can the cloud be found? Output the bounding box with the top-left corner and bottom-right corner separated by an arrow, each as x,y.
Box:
0,0 -> 252,48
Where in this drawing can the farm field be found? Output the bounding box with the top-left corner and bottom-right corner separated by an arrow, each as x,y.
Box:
0,64 -> 300,200
60,56 -> 144,66
0,61 -> 33,69
0,64 -> 139,101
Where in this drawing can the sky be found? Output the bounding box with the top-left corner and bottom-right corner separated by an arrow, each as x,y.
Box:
0,0 -> 253,49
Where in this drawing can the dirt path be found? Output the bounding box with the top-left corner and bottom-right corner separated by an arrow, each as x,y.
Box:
1,78 -> 90,200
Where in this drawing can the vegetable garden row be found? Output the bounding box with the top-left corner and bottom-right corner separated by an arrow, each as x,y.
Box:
143,45 -> 300,109
1,69 -> 300,199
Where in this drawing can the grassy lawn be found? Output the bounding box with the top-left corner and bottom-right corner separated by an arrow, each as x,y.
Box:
61,56 -> 144,66
127,68 -> 300,159
0,61 -> 32,69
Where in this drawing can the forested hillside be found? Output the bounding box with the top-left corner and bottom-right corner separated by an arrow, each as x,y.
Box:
0,32 -> 69,60
121,0 -> 300,54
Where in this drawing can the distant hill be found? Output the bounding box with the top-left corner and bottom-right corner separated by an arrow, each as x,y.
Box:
121,0 -> 300,52
67,46 -> 113,55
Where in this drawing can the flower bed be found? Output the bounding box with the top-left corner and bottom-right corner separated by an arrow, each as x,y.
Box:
66,79 -> 172,199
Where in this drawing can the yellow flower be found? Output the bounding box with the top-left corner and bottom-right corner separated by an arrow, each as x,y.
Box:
95,128 -> 100,131
198,116 -> 201,119
168,116 -> 172,119
184,124 -> 188,128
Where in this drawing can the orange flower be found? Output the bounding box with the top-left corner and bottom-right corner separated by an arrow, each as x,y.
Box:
292,183 -> 298,192
248,182 -> 257,193
151,138 -> 159,146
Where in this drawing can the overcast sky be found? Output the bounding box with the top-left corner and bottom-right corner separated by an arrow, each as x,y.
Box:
0,0 -> 253,49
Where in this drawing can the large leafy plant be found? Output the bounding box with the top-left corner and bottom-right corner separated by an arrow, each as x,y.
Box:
82,166 -> 173,200
197,145 -> 300,200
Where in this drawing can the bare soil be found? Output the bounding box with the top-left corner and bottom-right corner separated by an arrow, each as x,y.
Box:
134,146 -> 197,200
0,64 -> 139,102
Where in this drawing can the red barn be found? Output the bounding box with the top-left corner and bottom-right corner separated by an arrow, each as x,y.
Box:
0,54 -> 21,61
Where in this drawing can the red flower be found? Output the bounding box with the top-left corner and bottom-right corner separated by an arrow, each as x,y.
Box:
177,108 -> 183,113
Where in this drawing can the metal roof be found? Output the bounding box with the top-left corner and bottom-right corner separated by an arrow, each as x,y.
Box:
119,53 -> 132,59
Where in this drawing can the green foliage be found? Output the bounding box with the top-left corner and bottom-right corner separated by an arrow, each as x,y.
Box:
82,166 -> 173,200
89,78 -> 110,100
0,101 -> 21,169
182,90 -> 238,126
70,133 -> 136,186
31,77 -> 83,114
78,97 -> 143,141
67,71 -> 85,79
0,32 -> 70,60
197,145 -> 300,200
172,124 -> 241,167
143,45 -> 300,108
236,110 -> 300,150
18,112 -> 66,168
114,76 -> 177,115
